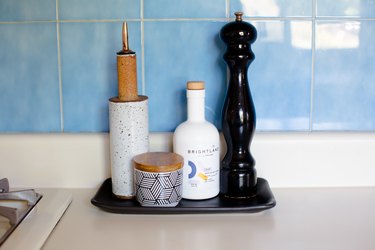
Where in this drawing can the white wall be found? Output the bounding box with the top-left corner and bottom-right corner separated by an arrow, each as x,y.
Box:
1,133 -> 375,188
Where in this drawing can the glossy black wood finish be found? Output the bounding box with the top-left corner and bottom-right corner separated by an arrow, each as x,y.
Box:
220,13 -> 258,198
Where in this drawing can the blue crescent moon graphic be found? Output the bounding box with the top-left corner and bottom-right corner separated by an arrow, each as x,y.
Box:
188,161 -> 197,179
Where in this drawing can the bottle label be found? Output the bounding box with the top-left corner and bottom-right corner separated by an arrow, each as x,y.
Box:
183,145 -> 219,193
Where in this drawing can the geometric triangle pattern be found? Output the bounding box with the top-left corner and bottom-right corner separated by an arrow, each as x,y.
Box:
135,169 -> 183,207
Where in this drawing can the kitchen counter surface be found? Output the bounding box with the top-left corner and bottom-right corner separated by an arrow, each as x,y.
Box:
42,187 -> 375,250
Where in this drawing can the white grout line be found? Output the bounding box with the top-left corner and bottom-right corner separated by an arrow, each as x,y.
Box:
2,16 -> 375,25
309,0 -> 317,131
56,0 -> 64,132
140,17 -> 315,21
0,17 -> 312,25
57,19 -> 141,23
141,0 -> 146,95
226,0 -> 230,18
140,17 -> 230,22
0,20 -> 57,24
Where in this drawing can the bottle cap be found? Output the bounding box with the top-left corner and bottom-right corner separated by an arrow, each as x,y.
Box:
187,81 -> 205,90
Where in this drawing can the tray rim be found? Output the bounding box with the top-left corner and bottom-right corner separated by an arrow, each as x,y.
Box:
91,177 -> 276,214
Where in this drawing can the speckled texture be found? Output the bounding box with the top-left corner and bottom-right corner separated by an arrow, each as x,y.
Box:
109,96 -> 149,198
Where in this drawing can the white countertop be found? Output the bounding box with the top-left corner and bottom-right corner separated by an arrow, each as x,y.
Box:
2,133 -> 375,249
41,187 -> 375,250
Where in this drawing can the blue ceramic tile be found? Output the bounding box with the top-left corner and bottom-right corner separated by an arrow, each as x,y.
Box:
59,0 -> 140,20
144,0 -> 226,19
144,20 -> 312,132
0,0 -> 55,21
250,21 -> 312,131
144,21 -> 227,132
317,0 -> 375,18
0,23 -> 60,132
230,0 -> 312,18
313,21 -> 375,131
60,22 -> 142,132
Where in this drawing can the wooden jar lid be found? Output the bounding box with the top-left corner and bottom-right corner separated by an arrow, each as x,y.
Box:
133,152 -> 184,173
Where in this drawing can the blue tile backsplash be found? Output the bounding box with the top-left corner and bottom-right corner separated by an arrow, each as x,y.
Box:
230,0 -> 312,17
60,21 -> 142,132
1,0 -> 375,132
0,0 -> 56,22
314,20 -> 375,130
251,20 -> 312,131
144,0 -> 226,19
144,21 -> 226,131
59,0 -> 140,20
317,0 -> 375,18
0,23 -> 61,132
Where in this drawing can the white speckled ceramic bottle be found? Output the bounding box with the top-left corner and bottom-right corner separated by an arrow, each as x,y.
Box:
109,22 -> 149,199
109,97 -> 149,199
173,81 -> 220,200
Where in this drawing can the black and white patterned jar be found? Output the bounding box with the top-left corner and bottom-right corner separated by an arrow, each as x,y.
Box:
133,152 -> 183,207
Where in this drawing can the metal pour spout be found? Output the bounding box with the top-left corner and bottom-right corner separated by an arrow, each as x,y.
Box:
122,22 -> 129,52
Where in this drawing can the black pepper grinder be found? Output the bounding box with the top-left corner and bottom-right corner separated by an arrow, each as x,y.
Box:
220,12 -> 257,199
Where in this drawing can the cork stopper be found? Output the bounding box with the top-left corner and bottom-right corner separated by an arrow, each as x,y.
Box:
187,81 -> 205,90
117,22 -> 139,102
133,152 -> 184,173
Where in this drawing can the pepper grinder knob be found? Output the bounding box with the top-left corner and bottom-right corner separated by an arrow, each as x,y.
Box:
234,11 -> 243,21
220,13 -> 258,199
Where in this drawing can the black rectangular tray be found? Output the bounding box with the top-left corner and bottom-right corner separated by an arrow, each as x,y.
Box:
91,178 -> 276,214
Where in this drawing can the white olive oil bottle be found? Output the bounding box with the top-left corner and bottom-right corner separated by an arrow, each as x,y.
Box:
173,81 -> 220,200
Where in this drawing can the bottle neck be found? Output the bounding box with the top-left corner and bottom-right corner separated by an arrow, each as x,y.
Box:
187,89 -> 205,122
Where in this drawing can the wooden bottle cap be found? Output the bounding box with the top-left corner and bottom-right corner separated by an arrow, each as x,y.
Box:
133,152 -> 184,173
187,81 -> 205,90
